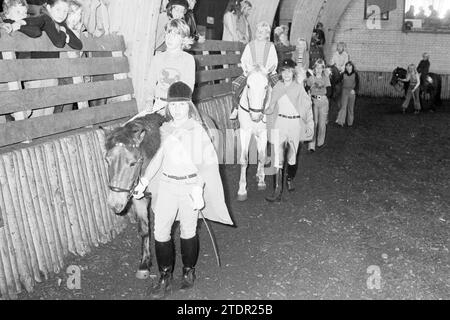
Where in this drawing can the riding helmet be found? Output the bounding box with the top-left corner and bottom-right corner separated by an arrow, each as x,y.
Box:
167,81 -> 192,102
280,59 -> 297,71
167,0 -> 189,10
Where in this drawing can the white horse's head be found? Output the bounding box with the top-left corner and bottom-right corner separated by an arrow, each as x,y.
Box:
245,65 -> 273,122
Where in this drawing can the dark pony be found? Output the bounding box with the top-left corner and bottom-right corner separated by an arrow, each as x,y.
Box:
104,110 -> 219,280
391,67 -> 442,111
105,113 -> 164,280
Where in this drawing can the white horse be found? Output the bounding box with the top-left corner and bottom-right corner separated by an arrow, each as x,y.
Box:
237,66 -> 273,201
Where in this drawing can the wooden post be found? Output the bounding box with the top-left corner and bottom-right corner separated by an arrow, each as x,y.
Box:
61,51 -> 89,109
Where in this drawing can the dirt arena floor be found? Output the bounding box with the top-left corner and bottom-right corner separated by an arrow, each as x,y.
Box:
19,97 -> 450,300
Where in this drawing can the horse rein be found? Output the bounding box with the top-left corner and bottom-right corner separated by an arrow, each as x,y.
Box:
108,143 -> 145,201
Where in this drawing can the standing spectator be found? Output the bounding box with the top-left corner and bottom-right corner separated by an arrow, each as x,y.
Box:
25,0 -> 45,16
335,61 -> 359,127
296,37 -> 308,68
229,20 -> 278,120
307,59 -> 331,151
274,25 -> 296,70
156,0 -> 203,51
330,42 -> 349,74
309,31 -> 324,68
236,0 -> 252,44
142,19 -> 195,115
222,0 -> 239,41
185,0 -> 204,42
399,63 -> 421,114
315,22 -> 325,46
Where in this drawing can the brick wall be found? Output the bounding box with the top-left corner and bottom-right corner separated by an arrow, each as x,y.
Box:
331,0 -> 450,73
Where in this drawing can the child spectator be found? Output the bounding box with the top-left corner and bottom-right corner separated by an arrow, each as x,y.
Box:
399,63 -> 421,114
133,81 -> 232,299
265,59 -> 314,202
315,22 -> 325,46
156,0 -> 203,52
222,0 -> 240,42
274,25 -> 296,70
26,0 -> 83,118
185,0 -> 203,42
335,61 -> 359,127
309,31 -> 324,68
1,0 -> 42,37
236,0 -> 252,44
230,20 -> 278,120
142,19 -> 195,115
306,59 -> 331,151
82,0 -> 110,37
330,42 -> 349,74
296,37 -> 308,68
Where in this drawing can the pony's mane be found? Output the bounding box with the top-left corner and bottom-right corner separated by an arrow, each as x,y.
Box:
105,113 -> 164,159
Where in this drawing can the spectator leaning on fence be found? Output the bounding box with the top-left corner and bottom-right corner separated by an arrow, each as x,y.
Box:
142,19 -> 195,116
1,0 -> 42,37
229,20 -> 279,120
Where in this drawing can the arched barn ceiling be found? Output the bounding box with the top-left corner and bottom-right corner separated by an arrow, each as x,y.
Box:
290,0 -> 353,56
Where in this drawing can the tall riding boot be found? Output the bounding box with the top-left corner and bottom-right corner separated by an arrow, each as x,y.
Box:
265,168 -> 283,202
180,235 -> 199,290
150,240 -> 174,299
286,164 -> 297,192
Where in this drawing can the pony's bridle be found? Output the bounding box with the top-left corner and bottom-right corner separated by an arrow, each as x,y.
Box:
108,143 -> 144,201
240,83 -> 270,114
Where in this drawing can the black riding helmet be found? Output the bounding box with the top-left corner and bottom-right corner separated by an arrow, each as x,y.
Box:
167,81 -> 192,102
166,0 -> 189,18
279,59 -> 297,72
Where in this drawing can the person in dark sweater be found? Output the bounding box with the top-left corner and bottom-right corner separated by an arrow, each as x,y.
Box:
1,0 -> 42,37
335,61 -> 360,127
417,52 -> 430,88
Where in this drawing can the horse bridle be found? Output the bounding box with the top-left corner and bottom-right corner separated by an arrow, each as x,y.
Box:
108,143 -> 144,201
240,83 -> 270,114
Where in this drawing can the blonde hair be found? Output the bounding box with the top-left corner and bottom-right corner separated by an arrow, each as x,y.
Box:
255,21 -> 271,40
165,18 -> 194,50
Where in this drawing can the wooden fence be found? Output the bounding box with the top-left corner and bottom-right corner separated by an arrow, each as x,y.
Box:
357,71 -> 450,100
0,31 -> 134,299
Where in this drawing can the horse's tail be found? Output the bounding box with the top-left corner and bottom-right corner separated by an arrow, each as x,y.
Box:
435,75 -> 442,106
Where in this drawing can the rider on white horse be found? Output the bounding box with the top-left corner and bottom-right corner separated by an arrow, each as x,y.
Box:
265,59 -> 314,202
230,21 -> 279,120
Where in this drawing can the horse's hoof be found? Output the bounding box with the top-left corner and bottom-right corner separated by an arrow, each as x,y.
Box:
257,184 -> 266,191
136,269 -> 151,280
237,194 -> 248,202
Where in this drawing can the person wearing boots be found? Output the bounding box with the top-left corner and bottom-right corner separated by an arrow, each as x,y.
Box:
265,59 -> 314,202
133,81 -> 233,299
